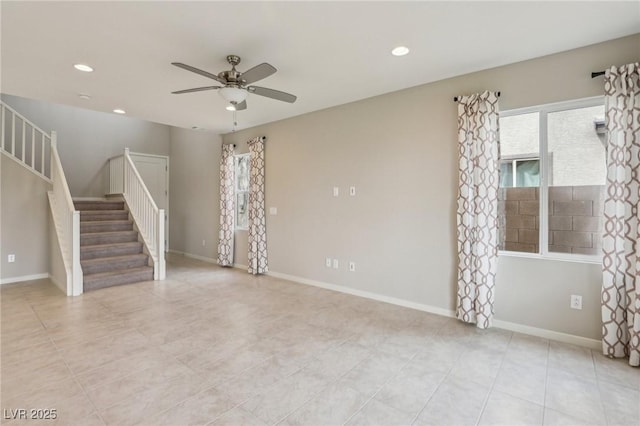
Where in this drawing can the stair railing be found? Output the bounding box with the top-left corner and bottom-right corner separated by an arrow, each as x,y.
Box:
121,148 -> 165,280
0,101 -> 52,182
49,132 -> 83,296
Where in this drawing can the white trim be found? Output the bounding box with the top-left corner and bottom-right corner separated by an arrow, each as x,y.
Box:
265,269 -> 457,319
492,319 -> 601,350
0,273 -> 49,285
168,249 -> 218,265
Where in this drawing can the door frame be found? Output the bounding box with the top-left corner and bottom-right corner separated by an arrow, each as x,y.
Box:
130,151 -> 170,252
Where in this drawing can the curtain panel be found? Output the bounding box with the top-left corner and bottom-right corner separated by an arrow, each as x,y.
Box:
247,137 -> 268,275
455,91 -> 501,329
601,62 -> 640,367
217,144 -> 235,266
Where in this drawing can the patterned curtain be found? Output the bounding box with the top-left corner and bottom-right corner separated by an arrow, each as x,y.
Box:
217,144 -> 235,266
601,62 -> 640,367
247,137 -> 268,274
456,91 -> 501,329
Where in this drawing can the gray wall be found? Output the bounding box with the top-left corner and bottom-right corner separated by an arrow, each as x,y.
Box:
168,127 -> 222,258
0,94 -> 171,197
1,155 -> 50,281
222,34 -> 639,341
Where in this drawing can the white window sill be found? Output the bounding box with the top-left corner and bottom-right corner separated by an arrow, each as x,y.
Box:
498,250 -> 601,265
235,228 -> 248,232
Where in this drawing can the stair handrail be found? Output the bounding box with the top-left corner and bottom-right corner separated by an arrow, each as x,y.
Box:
0,101 -> 52,182
49,132 -> 83,295
122,148 -> 165,280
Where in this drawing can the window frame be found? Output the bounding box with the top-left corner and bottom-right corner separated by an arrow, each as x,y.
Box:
498,95 -> 605,264
234,153 -> 250,231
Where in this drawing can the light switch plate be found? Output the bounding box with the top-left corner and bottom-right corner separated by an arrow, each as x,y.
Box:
332,259 -> 339,269
350,186 -> 356,196
8,254 -> 15,263
333,187 -> 339,197
325,258 -> 332,268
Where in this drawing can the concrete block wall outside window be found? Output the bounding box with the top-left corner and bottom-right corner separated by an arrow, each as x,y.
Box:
498,185 -> 604,254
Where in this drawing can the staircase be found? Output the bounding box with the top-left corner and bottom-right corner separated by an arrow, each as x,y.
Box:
76,199 -> 154,291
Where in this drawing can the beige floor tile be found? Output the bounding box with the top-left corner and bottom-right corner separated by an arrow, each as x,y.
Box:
478,390 -> 544,426
85,359 -> 194,409
374,362 -> 446,416
281,382 -> 369,426
542,408 -> 600,425
207,406 -> 267,426
415,375 -> 491,426
544,369 -> 606,424
346,398 -> 413,426
148,387 -> 236,426
598,380 -> 640,426
493,359 -> 547,405
337,352 -> 408,397
241,368 -> 331,424
1,257 -> 634,426
98,372 -> 208,426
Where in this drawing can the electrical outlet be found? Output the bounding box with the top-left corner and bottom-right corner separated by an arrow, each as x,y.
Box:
349,261 -> 356,272
325,257 -> 332,268
8,254 -> 15,263
332,259 -> 339,269
570,295 -> 583,310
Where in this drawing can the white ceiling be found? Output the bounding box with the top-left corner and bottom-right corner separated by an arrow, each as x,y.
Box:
2,2 -> 638,134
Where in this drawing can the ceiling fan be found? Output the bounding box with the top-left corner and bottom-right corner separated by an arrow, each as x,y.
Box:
171,55 -> 297,111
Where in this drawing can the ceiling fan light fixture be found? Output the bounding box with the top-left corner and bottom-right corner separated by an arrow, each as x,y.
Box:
219,87 -> 248,104
391,46 -> 410,56
226,104 -> 236,111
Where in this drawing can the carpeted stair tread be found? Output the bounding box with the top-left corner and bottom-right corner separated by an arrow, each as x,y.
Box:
81,253 -> 149,274
74,200 -> 125,211
80,230 -> 138,245
80,210 -> 129,221
80,242 -> 143,260
80,220 -> 133,233
83,267 -> 154,292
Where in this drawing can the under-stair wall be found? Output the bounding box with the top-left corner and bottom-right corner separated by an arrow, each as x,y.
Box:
0,155 -> 51,284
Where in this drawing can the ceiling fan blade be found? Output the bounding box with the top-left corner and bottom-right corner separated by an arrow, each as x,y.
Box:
235,100 -> 247,111
171,62 -> 227,84
240,63 -> 277,85
171,86 -> 221,94
248,86 -> 297,103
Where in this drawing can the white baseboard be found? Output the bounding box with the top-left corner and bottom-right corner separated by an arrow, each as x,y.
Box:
492,319 -> 601,350
0,273 -> 49,285
168,249 -> 218,265
171,250 -> 601,350
265,269 -> 456,319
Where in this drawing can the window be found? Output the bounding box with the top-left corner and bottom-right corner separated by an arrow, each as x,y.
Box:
500,156 -> 540,188
234,154 -> 250,230
498,97 -> 606,261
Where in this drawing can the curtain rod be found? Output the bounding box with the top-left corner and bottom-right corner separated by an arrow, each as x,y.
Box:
453,91 -> 500,102
591,71 -> 605,78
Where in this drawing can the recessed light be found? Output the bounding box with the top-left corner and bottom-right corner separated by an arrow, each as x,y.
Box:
391,46 -> 410,56
78,94 -> 91,100
74,63 -> 94,72
113,109 -> 126,114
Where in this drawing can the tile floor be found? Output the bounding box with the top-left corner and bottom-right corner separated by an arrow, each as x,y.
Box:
1,254 -> 638,426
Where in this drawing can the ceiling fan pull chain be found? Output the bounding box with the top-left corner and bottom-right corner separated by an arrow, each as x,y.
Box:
232,110 -> 237,132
